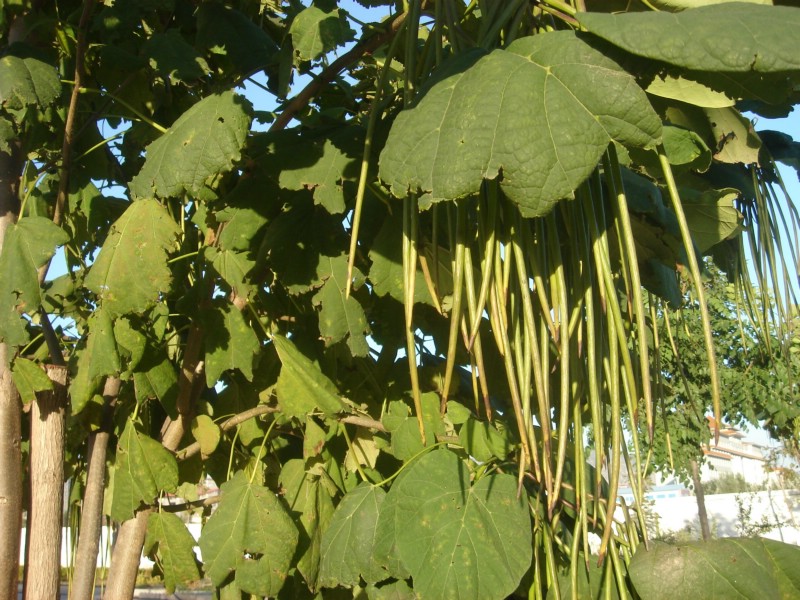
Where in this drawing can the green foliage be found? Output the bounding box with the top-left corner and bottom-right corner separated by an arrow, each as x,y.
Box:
2,1 -> 800,598
629,539 -> 800,599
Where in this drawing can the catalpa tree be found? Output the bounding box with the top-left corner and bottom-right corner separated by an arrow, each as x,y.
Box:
1,1 -> 799,599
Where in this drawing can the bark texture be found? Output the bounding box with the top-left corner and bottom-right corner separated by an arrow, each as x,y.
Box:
70,377 -> 120,600
23,365 -> 68,600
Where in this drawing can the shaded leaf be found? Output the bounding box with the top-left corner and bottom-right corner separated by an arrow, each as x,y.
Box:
0,217 -> 69,346
143,30 -> 209,83
133,348 -> 179,419
111,420 -> 179,521
273,335 -> 346,418
382,450 -> 531,599
382,395 -> 444,461
196,3 -> 278,76
144,512 -> 201,594
663,125 -> 712,171
11,357 -> 53,405
379,31 -> 660,216
0,48 -> 61,110
0,116 -> 13,153
647,0 -> 771,8
198,471 -> 299,596
312,254 -> 370,356
458,417 -> 511,462
205,246 -> 255,298
290,5 -> 355,62
201,300 -> 260,386
319,483 -> 386,588
578,4 -> 800,73
629,539 -> 800,600
129,92 -> 251,199
84,199 -> 179,317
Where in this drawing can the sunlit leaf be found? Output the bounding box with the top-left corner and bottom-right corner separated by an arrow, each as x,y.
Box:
379,450 -> 531,599
379,31 -> 660,216
629,539 -> 800,599
578,4 -> 800,73
0,216 -> 69,346
84,199 -> 180,318
111,419 -> 179,521
129,92 -> 251,199
144,512 -> 201,594
191,415 -> 221,457
198,471 -> 298,596
319,483 -> 386,588
681,188 -> 743,252
705,107 -> 761,164
290,5 -> 355,62
11,357 -> 53,404
143,30 -> 209,83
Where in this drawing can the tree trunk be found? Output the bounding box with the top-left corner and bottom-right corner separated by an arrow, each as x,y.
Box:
23,365 -> 68,600
0,129 -> 23,600
71,377 -> 120,600
691,459 -> 711,541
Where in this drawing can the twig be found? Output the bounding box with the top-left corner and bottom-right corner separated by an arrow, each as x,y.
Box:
269,10 -> 410,132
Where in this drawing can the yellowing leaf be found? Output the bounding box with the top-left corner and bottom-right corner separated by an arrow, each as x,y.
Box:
85,199 -> 180,318
191,415 -> 221,457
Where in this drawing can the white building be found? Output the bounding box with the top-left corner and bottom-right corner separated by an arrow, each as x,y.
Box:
701,417 -> 772,487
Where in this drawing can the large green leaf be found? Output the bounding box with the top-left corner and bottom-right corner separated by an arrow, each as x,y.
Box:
129,91 -> 251,199
204,246 -> 255,299
144,512 -> 201,593
85,199 -> 179,318
379,450 -> 532,599
0,48 -> 61,110
133,348 -> 179,419
629,539 -> 800,599
319,483 -> 386,588
0,216 -> 69,346
705,107 -> 761,164
201,300 -> 260,386
143,30 -> 209,83
379,31 -> 660,217
312,255 -> 370,356
110,420 -> 179,521
289,5 -> 355,62
273,335 -> 346,418
198,471 -> 299,596
578,4 -> 800,74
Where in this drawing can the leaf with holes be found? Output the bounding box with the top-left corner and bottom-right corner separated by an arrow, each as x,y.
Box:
379,31 -> 660,216
198,471 -> 299,596
84,199 -> 179,318
129,91 -> 251,199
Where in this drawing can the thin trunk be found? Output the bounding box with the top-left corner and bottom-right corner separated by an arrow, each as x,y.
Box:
104,325 -> 204,599
71,377 -> 120,600
23,365 -> 68,600
691,459 -> 711,541
0,134 -> 22,600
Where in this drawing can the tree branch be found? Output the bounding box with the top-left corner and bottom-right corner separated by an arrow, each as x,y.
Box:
269,10 -> 409,132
